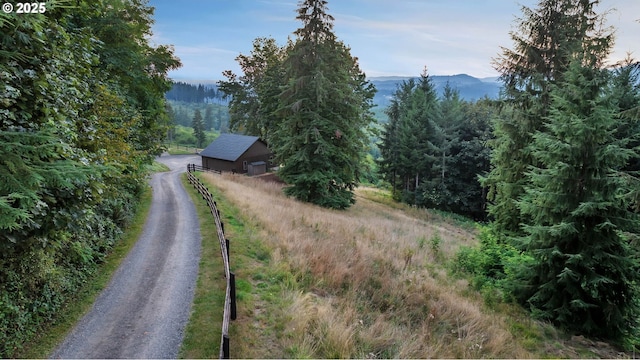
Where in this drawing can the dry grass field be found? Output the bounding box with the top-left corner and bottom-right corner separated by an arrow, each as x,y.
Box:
198,172 -> 624,359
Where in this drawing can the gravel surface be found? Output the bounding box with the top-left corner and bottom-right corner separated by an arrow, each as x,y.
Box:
50,154 -> 202,359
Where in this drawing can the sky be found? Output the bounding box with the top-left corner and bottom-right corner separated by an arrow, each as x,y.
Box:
148,0 -> 640,81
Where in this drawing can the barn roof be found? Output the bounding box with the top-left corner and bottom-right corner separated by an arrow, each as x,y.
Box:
199,133 -> 263,161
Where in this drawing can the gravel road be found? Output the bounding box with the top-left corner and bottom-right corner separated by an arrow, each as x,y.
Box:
50,154 -> 202,359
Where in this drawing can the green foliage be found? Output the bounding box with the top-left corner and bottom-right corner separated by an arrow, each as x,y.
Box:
429,232 -> 442,260
167,101 -> 229,131
484,0 -> 614,236
377,74 -> 492,218
377,73 -> 440,205
271,0 -> 376,209
191,109 -> 206,148
169,124 -> 217,148
516,60 -> 640,340
218,37 -> 288,140
454,226 -> 534,302
480,0 -> 640,344
420,95 -> 493,219
0,1 -> 179,356
218,2 -> 376,210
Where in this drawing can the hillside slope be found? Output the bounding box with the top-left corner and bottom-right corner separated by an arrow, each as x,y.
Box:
191,173 -> 631,358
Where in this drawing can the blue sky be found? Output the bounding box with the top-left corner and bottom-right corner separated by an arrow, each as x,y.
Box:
148,0 -> 639,81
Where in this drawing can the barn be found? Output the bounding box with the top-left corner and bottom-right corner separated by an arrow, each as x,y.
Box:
199,133 -> 272,175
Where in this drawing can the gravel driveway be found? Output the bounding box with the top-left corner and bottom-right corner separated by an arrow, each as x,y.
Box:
50,154 -> 202,359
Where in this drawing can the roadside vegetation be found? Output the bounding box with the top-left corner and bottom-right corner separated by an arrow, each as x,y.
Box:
0,0 -> 178,356
15,162 -> 168,358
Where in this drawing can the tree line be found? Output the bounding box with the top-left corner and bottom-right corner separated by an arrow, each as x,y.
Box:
219,0 -> 640,347
165,81 -> 223,103
0,0 -> 179,356
377,73 -> 493,220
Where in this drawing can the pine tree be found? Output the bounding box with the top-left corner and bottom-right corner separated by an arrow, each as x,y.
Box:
400,71 -> 440,205
611,59 -> 640,213
378,80 -> 415,199
422,92 -> 493,219
204,105 -> 214,131
192,109 -> 206,148
484,0 -> 613,236
421,83 -> 464,210
516,60 -> 640,339
272,0 -> 375,209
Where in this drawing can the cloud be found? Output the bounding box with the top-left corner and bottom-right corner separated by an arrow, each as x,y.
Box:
152,0 -> 640,80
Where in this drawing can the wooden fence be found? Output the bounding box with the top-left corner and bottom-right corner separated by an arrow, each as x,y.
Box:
186,164 -> 236,359
187,163 -> 221,174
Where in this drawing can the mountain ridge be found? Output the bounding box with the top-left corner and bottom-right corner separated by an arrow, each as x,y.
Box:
169,73 -> 503,106
369,74 -> 502,107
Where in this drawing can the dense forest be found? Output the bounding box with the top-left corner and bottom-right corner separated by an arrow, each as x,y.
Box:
165,82 -> 224,103
377,74 -> 493,220
219,0 -> 640,348
0,1 -> 178,356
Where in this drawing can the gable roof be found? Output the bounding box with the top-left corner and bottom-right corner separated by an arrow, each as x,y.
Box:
199,133 -> 263,162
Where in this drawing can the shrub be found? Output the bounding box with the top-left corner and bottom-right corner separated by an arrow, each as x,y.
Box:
453,226 -> 533,302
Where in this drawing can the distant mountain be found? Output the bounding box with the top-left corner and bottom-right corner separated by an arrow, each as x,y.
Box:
170,74 -> 503,109
370,74 -> 502,108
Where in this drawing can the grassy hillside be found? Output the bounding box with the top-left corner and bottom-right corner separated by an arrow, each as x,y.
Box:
185,172 -> 627,358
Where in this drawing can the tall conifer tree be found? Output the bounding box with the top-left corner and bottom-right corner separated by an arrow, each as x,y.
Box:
378,80 -> 415,200
192,109 -> 206,148
484,0 -> 612,236
517,60 -> 640,339
398,71 -> 440,205
272,0 -> 375,209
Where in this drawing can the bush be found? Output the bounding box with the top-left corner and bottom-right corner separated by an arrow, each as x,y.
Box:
0,177 -> 141,357
453,226 -> 534,303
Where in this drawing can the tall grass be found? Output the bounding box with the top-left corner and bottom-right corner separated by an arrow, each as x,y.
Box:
200,173 -> 534,358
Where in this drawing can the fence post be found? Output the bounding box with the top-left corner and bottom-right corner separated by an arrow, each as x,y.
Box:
230,272 -> 237,321
223,335 -> 230,359
225,238 -> 230,263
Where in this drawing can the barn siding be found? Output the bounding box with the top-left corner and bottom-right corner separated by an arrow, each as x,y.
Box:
201,141 -> 272,174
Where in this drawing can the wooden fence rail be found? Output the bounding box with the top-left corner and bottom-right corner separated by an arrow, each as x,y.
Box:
186,164 -> 235,359
187,163 -> 222,174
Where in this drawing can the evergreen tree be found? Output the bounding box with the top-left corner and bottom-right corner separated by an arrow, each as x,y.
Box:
420,83 -> 464,209
422,94 -> 493,219
484,0 -> 613,236
398,70 -> 440,205
272,0 -> 375,209
204,105 -> 214,131
516,60 -> 640,340
192,109 -> 206,148
611,58 -> 640,213
378,80 -> 415,199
